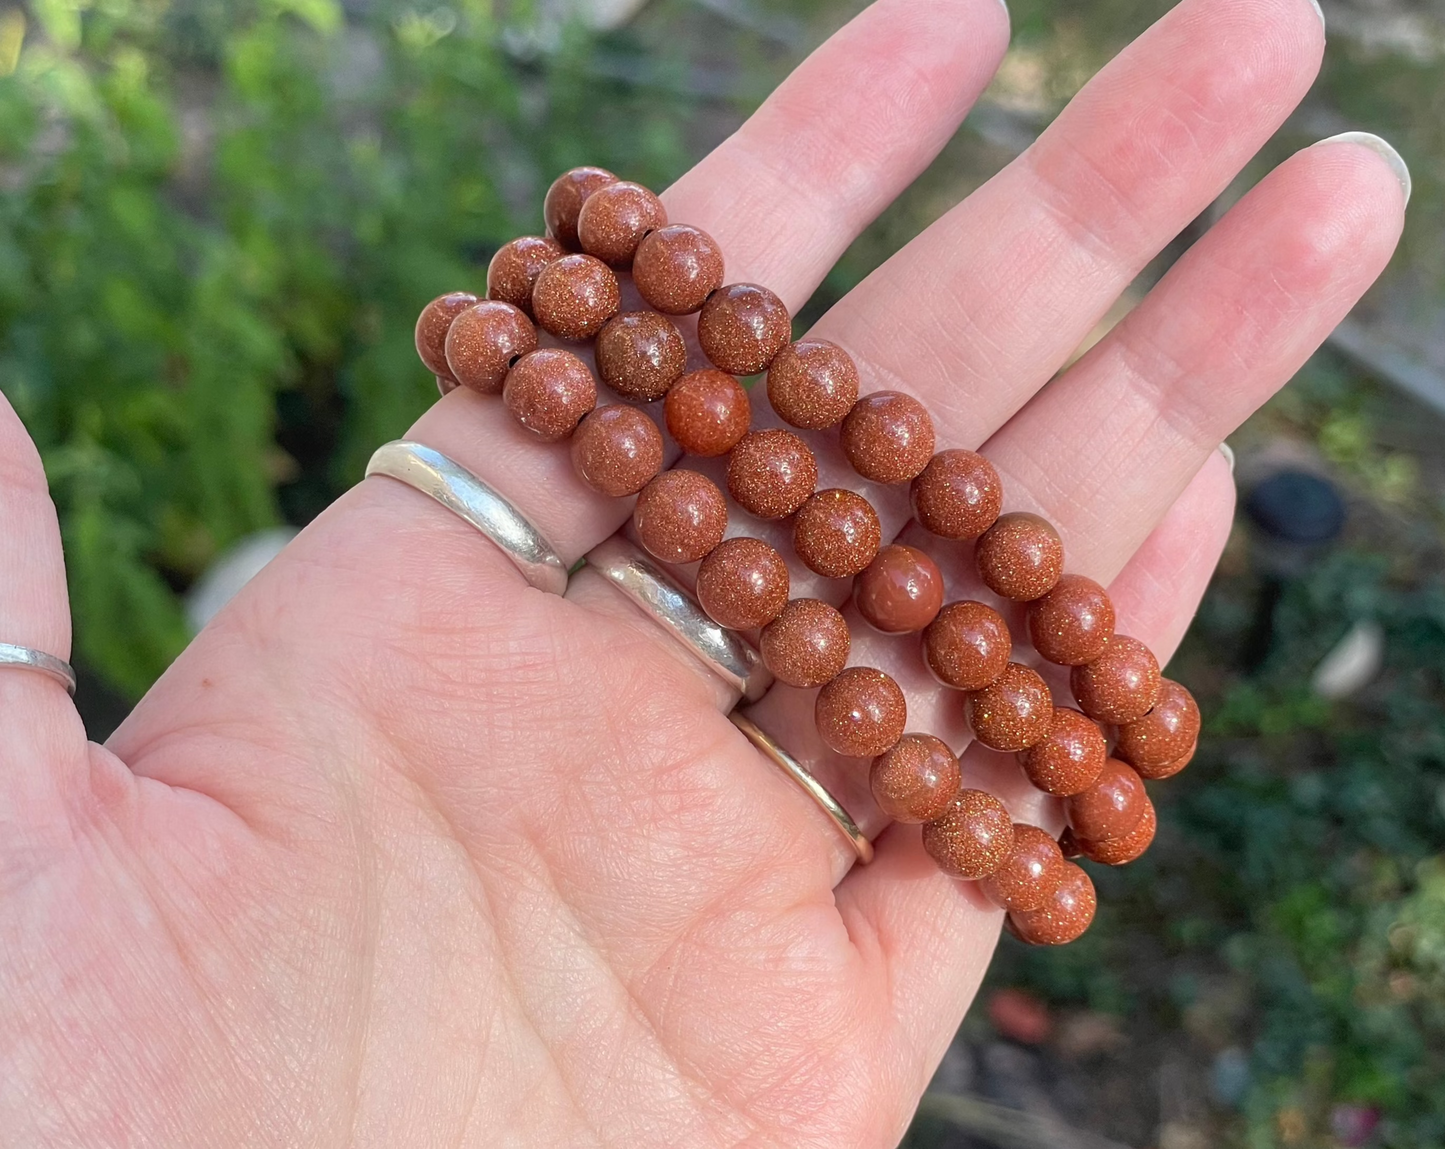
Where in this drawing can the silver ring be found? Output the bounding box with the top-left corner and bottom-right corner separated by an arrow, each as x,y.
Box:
366,440 -> 569,596
584,536 -> 771,702
0,643 -> 77,696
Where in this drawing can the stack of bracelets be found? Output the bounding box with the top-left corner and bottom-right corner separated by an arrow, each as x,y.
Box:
403,166 -> 1202,948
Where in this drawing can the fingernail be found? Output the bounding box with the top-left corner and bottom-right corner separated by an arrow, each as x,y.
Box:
1218,441 -> 1236,476
997,0 -> 1010,17
1308,0 -> 1325,31
1313,131 -> 1412,207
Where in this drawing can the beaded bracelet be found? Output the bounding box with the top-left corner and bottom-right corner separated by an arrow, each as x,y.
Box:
412,167 -> 1204,947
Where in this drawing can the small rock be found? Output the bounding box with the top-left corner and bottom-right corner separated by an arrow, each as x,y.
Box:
987,988 -> 1052,1045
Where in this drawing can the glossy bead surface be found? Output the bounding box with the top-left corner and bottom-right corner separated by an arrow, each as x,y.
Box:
975,512 -> 1065,602
664,369 -> 751,457
696,537 -> 790,630
532,253 -> 621,341
1027,574 -> 1116,666
767,339 -> 859,430
1010,863 -> 1096,946
922,789 -> 1015,880
1114,678 -> 1200,770
968,663 -> 1054,752
854,544 -> 945,634
840,391 -> 935,484
544,166 -> 617,251
1071,635 -> 1162,724
502,349 -> 597,442
633,470 -> 728,564
792,489 -> 881,579
815,667 -> 907,758
726,429 -> 818,520
1135,737 -> 1197,782
697,284 -> 792,376
1078,798 -> 1156,865
632,224 -> 724,315
487,236 -> 565,318
1064,758 -> 1147,843
980,824 -> 1067,913
570,405 -> 664,497
922,601 -> 1012,691
870,734 -> 960,824
759,598 -> 851,688
444,301 -> 538,395
1018,707 -> 1107,797
910,450 -> 1003,540
576,181 -> 666,267
595,311 -> 687,402
415,291 -> 480,382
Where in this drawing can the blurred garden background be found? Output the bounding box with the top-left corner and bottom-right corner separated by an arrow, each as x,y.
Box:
1,0 -> 1442,1145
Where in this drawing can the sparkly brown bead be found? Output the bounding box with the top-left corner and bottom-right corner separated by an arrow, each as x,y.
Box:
922,601 -> 1012,691
576,181 -> 666,267
633,470 -> 728,565
910,450 -> 1003,540
815,667 -> 907,758
922,789 -> 1015,880
766,339 -> 859,430
697,283 -> 792,376
980,824 -> 1067,913
1136,738 -> 1197,782
696,537 -> 790,630
487,236 -> 565,318
594,311 -> 687,402
855,544 -> 945,635
759,598 -> 851,689
1078,798 -> 1156,865
792,489 -> 881,579
1114,678 -> 1200,771
726,429 -> 818,520
1027,574 -> 1116,666
443,301 -> 538,395
664,369 -> 751,457
502,349 -> 597,442
1010,863 -> 1096,946
976,513 -> 1065,602
570,405 -> 664,497
968,663 -> 1054,752
544,166 -> 617,251
870,734 -> 960,824
1071,634 -> 1162,724
415,291 -> 480,382
840,391 -> 935,484
1018,707 -> 1107,797
532,253 -> 621,341
1065,758 -> 1147,843
632,224 -> 726,315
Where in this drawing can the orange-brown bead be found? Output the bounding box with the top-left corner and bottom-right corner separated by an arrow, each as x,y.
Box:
1018,707 -> 1107,797
975,512 -> 1065,602
696,537 -> 789,630
1071,634 -> 1162,724
594,311 -> 687,402
1114,678 -> 1200,771
1010,862 -> 1096,945
1135,738 -> 1197,782
1065,758 -> 1147,843
487,236 -> 565,318
632,224 -> 724,315
815,667 -> 907,758
910,450 -> 1003,540
698,283 -> 792,376
415,291 -> 480,382
544,166 -> 617,251
1027,574 -> 1116,666
870,734 -> 960,824
792,489 -> 882,579
664,369 -> 751,457
444,301 -> 538,395
633,470 -> 728,564
767,339 -> 859,430
1078,798 -> 1157,865
726,429 -> 817,520
759,598 -> 851,689
922,601 -> 1012,691
854,544 -> 944,634
570,405 -> 664,497
532,253 -> 621,341
840,391 -> 935,484
502,349 -> 597,442
980,824 -> 1067,913
576,180 -> 666,267
968,663 -> 1054,752
922,789 -> 1015,880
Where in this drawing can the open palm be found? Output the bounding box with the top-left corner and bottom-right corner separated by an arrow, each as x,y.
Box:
0,0 -> 1404,1144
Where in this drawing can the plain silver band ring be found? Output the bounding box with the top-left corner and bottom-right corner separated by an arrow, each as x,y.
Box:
584,536 -> 772,703
0,643 -> 77,696
729,712 -> 874,865
366,440 -> 569,596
